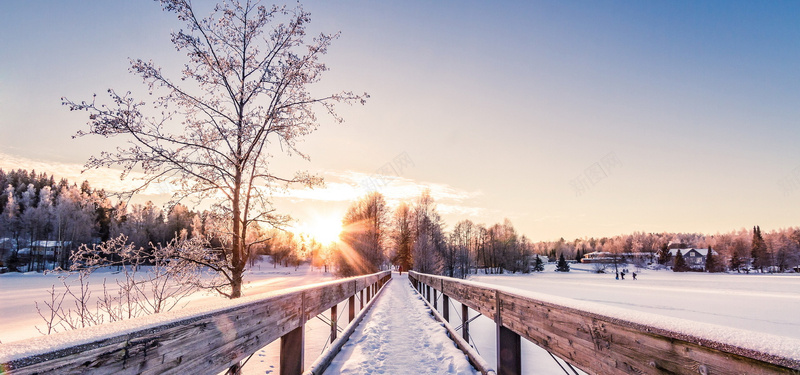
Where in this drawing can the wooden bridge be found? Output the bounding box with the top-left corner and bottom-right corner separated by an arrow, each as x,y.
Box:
1,271 -> 799,375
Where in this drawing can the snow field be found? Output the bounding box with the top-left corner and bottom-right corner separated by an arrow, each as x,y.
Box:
460,264 -> 800,374
3,262 -> 800,374
0,261 -> 333,344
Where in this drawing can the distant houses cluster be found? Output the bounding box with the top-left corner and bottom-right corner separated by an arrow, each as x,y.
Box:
580,247 -> 719,272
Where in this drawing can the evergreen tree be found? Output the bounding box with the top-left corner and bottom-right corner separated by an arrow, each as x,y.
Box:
729,252 -> 743,273
533,254 -> 544,272
751,226 -> 767,272
657,243 -> 671,265
673,250 -> 687,272
574,249 -> 584,262
556,253 -> 570,272
705,245 -> 718,272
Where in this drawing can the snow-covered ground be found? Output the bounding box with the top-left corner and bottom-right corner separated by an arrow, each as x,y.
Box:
3,262 -> 799,374
0,260 -> 333,344
458,263 -> 800,374
325,273 -> 478,375
472,263 -> 800,338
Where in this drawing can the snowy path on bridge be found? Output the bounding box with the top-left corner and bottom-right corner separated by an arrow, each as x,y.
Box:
324,274 -> 479,375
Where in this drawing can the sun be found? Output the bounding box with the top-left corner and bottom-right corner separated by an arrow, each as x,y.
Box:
296,215 -> 343,245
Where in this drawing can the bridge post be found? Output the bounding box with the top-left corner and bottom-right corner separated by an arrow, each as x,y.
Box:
280,291 -> 305,375
433,289 -> 438,310
360,289 -> 364,309
462,303 -> 469,342
496,291 -> 521,375
331,304 -> 338,341
426,285 -> 431,303
349,295 -> 355,322
443,294 -> 450,322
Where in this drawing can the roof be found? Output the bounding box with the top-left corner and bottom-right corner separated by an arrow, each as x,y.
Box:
31,241 -> 71,247
669,248 -> 718,257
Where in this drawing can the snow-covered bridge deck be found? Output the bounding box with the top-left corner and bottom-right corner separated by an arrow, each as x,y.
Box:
323,273 -> 480,375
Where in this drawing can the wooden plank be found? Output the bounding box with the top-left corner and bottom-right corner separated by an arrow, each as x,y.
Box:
497,325 -> 521,375
3,271 -> 391,375
409,271 -> 800,375
280,325 -> 304,375
496,291 -> 800,374
462,303 -> 470,342
443,294 -> 450,322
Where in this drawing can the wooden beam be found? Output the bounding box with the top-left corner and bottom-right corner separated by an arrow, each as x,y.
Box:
496,290 -> 521,375
2,272 -> 391,375
462,303 -> 470,342
443,294 -> 450,322
330,304 -> 338,342
409,271 -> 800,375
348,295 -> 355,323
281,324 -> 304,375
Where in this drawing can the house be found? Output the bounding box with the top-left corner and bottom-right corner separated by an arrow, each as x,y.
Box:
29,240 -> 72,262
669,248 -> 718,270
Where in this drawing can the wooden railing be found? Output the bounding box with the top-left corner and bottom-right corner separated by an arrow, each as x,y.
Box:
0,271 -> 391,375
409,271 -> 800,375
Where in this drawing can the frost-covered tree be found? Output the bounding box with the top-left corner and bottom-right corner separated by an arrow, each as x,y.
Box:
751,226 -> 768,272
63,1 -> 367,298
339,192 -> 388,276
52,185 -> 95,269
1,184 -> 22,270
391,202 -> 413,274
412,190 -> 445,274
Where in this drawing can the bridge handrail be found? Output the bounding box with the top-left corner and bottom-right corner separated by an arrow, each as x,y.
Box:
1,270 -> 391,375
409,271 -> 800,375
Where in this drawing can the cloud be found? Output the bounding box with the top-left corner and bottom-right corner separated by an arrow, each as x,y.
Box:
0,151 -> 486,218
0,151 -> 173,196
273,170 -> 484,215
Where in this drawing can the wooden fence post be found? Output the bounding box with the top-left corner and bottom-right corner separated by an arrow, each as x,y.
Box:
443,294 -> 450,322
360,289 -> 364,310
496,291 -> 521,375
331,304 -> 338,341
462,303 -> 469,342
348,295 -> 355,322
433,289 -> 438,310
280,291 -> 305,375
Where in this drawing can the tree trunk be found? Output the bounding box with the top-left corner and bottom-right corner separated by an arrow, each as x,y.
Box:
230,172 -> 243,299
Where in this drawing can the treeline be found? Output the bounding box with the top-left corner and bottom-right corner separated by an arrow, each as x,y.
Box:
0,169 -> 325,274
529,226 -> 800,273
0,169 -> 209,272
5,167 -> 798,277
335,190 -> 536,278
333,190 -> 800,278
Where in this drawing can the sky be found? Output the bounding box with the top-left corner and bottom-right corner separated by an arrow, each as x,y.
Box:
1,0 -> 799,241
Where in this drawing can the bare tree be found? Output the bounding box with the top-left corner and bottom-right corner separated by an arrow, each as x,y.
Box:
391,202 -> 413,273
36,235 -> 199,335
411,190 -> 445,274
339,192 -> 388,276
63,0 -> 367,298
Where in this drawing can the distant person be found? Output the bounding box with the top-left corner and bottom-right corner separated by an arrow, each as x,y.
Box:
632,272 -> 637,280
621,272 -> 625,280
616,272 -> 619,280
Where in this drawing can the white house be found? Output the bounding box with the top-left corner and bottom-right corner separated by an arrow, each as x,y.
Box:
669,248 -> 717,269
